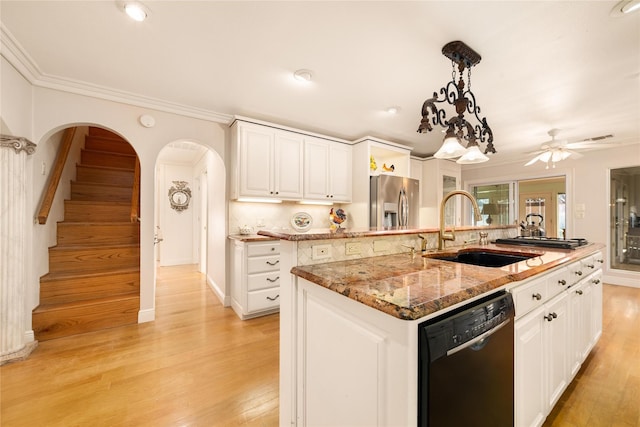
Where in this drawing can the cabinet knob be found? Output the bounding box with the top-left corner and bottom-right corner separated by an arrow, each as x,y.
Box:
532,293 -> 542,301
576,289 -> 584,295
597,259 -> 604,264
592,279 -> 601,284
575,271 -> 583,276
586,264 -> 594,269
266,294 -> 280,302
544,312 -> 557,322
558,279 -> 567,286
271,247 -> 276,251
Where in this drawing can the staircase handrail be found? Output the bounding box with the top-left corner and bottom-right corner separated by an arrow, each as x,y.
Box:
37,127 -> 77,224
130,157 -> 141,222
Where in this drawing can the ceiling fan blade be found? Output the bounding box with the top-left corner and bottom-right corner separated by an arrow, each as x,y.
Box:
566,134 -> 614,148
525,154 -> 543,166
565,142 -> 618,149
567,150 -> 583,159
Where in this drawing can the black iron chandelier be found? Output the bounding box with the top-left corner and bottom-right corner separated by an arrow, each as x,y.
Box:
417,41 -> 495,164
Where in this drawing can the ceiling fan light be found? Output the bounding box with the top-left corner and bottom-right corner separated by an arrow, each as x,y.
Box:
551,150 -> 565,162
456,145 -> 489,164
124,3 -> 148,21
539,151 -> 552,163
622,0 -> 640,13
433,134 -> 466,159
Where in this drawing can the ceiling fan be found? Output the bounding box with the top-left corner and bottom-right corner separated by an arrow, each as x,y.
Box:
525,129 -> 615,168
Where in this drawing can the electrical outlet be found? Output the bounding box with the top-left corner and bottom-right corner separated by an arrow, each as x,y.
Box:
312,244 -> 331,260
345,242 -> 361,255
373,240 -> 390,252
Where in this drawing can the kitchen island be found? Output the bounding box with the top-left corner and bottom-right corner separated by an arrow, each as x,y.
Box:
263,226 -> 605,426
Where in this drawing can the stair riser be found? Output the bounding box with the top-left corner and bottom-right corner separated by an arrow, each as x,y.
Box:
76,166 -> 134,186
85,136 -> 136,155
81,150 -> 136,169
71,182 -> 132,202
49,247 -> 139,274
64,202 -> 130,222
57,223 -> 140,246
33,296 -> 139,341
40,272 -> 140,305
89,126 -> 127,140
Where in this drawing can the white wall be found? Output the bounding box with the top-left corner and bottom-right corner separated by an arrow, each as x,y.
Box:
462,144 -> 640,287
157,163 -> 197,266
0,56 -> 32,137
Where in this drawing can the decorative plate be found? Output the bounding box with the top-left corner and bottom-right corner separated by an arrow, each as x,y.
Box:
291,212 -> 313,232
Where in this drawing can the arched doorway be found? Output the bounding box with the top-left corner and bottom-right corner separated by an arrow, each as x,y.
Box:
154,140 -> 228,305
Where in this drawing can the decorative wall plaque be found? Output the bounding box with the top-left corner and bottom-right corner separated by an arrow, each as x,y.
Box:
168,180 -> 191,212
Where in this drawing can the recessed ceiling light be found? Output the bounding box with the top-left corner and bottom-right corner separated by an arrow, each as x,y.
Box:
610,0 -> 640,17
293,69 -> 313,83
124,2 -> 148,21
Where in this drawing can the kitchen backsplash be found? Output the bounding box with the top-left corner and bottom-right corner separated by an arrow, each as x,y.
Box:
229,201 -> 348,235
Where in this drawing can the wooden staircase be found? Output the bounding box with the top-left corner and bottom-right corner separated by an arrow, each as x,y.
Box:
33,127 -> 140,341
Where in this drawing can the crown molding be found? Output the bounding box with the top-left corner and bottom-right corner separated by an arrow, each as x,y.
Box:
1,24 -> 233,125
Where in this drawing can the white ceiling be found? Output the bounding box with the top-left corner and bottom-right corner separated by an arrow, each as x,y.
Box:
1,1 -> 639,164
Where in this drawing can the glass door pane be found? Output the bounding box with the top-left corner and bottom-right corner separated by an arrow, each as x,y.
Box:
610,166 -> 640,272
472,183 -> 511,226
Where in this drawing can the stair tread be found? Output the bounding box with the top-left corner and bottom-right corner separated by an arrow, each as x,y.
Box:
76,163 -> 135,172
82,148 -> 136,158
50,242 -> 140,251
57,221 -> 138,226
34,293 -> 139,313
65,200 -> 129,206
71,180 -> 132,189
41,267 -> 140,282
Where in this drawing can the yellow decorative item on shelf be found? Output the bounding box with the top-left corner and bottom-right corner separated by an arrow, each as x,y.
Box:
382,163 -> 395,172
370,155 -> 377,171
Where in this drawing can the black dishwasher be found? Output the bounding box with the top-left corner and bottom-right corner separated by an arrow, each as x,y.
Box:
418,291 -> 514,427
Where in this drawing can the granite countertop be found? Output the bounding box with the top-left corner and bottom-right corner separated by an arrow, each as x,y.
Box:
258,224 -> 517,241
291,243 -> 605,321
228,234 -> 279,242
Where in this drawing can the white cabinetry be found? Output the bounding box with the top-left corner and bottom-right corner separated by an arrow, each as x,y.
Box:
512,250 -> 603,427
230,239 -> 281,319
231,120 -> 303,201
303,137 -> 352,202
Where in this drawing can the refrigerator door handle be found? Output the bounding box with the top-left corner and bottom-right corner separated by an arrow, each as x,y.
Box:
398,188 -> 408,226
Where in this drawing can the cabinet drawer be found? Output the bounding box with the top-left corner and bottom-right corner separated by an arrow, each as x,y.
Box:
567,260 -> 586,285
512,278 -> 548,317
581,255 -> 597,275
247,287 -> 280,312
546,267 -> 570,298
247,255 -> 280,274
247,242 -> 280,257
248,271 -> 280,292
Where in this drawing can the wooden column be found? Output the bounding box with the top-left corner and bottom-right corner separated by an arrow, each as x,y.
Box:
1,135 -> 38,365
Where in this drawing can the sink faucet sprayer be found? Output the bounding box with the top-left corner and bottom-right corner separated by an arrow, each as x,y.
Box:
439,190 -> 483,250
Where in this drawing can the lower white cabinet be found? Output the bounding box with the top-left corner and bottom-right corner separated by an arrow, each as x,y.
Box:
512,250 -> 604,427
231,240 -> 281,319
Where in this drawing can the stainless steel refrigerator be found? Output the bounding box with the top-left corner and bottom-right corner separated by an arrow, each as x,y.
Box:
370,175 -> 420,228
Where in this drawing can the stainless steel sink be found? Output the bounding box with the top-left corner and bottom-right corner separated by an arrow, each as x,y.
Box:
424,249 -> 538,267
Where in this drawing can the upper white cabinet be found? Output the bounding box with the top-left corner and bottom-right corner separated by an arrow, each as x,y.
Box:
231,120 -> 304,201
304,137 -> 352,202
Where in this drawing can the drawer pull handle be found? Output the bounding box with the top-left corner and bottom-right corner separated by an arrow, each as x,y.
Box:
597,259 -> 604,264
271,247 -> 276,251
266,276 -> 280,283
592,279 -> 601,284
266,260 -> 279,266
575,271 -> 583,276
586,264 -> 594,269
544,312 -> 557,322
266,294 -> 280,301
576,289 -> 583,295
532,293 -> 542,301
558,279 -> 567,286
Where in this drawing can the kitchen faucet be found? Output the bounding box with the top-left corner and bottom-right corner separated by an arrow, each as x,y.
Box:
439,190 -> 483,250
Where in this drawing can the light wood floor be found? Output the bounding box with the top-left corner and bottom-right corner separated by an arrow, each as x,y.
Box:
1,265 -> 279,426
2,266 -> 639,427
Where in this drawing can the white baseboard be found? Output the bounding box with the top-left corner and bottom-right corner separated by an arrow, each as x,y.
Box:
138,308 -> 155,323
603,273 -> 640,288
207,275 -> 230,306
